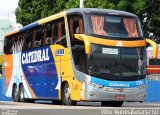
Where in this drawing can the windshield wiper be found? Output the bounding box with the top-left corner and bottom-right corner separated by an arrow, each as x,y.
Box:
89,72 -> 118,77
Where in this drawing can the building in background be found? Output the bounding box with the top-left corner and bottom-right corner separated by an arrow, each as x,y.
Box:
0,19 -> 12,66
0,11 -> 22,66
0,19 -> 12,53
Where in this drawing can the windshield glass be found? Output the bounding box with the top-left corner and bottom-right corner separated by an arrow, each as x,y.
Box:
87,44 -> 146,81
87,14 -> 143,38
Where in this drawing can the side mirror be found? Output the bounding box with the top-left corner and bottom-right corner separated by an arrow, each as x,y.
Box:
74,34 -> 91,54
149,59 -> 160,65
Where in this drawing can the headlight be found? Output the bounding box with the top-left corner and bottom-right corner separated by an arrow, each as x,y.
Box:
88,81 -> 145,92
138,85 -> 146,90
89,81 -> 103,88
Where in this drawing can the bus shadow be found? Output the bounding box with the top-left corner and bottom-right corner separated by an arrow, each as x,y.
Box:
34,100 -> 101,107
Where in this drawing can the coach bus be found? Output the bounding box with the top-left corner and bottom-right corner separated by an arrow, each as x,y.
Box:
2,8 -> 159,107
147,45 -> 160,74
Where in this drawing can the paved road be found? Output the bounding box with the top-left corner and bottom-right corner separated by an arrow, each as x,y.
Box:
0,101 -> 160,115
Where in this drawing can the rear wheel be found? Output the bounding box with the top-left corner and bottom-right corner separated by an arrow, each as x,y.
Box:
101,101 -> 123,107
19,84 -> 35,103
19,85 -> 26,102
62,83 -> 77,105
13,85 -> 19,102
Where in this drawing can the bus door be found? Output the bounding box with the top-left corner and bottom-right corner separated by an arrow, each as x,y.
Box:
68,15 -> 86,73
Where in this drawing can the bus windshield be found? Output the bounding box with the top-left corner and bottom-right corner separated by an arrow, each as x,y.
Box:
87,14 -> 143,39
87,44 -> 146,81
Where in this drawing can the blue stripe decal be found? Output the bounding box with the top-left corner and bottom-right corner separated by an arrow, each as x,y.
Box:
21,46 -> 58,98
91,77 -> 146,88
20,22 -> 39,32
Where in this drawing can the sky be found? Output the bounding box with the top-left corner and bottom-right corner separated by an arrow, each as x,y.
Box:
0,0 -> 19,19
0,0 -> 20,54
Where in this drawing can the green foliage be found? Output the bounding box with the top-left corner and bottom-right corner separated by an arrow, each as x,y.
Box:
145,0 -> 160,36
65,0 -> 79,9
15,0 -> 160,36
16,0 -> 66,25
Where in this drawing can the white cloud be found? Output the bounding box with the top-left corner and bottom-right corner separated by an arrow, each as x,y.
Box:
0,0 -> 19,18
0,0 -> 22,31
0,0 -> 18,10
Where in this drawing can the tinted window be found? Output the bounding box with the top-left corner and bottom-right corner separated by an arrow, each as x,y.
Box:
68,15 -> 84,39
34,26 -> 44,48
25,30 -> 34,50
86,14 -> 143,39
4,37 -> 13,54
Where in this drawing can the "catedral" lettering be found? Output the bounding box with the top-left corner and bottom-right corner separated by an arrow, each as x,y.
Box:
22,48 -> 50,64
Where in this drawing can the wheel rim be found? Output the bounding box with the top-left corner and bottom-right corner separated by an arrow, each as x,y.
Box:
13,86 -> 19,101
65,87 -> 70,102
14,87 -> 18,98
20,87 -> 24,101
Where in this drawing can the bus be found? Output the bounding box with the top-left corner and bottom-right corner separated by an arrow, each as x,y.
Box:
2,8 -> 159,107
147,45 -> 160,74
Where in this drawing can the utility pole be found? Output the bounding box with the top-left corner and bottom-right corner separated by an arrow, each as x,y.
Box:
80,0 -> 85,8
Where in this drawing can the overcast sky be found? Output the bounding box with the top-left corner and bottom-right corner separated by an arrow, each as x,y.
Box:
0,0 -> 19,19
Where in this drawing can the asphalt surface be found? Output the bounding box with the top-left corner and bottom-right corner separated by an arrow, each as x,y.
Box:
0,101 -> 160,115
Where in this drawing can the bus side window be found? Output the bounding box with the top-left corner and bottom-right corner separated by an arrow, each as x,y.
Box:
68,15 -> 84,48
53,23 -> 58,44
54,18 -> 67,47
34,26 -> 44,48
19,33 -> 25,51
25,30 -> 34,50
68,15 -> 84,39
45,23 -> 53,45
3,37 -> 8,54
4,37 -> 13,55
12,35 -> 18,53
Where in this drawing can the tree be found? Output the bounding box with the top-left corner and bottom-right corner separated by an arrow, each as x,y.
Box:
16,0 -> 67,25
144,0 -> 160,36
65,0 -> 159,37
15,0 -> 33,25
65,0 -> 146,23
16,0 -> 160,36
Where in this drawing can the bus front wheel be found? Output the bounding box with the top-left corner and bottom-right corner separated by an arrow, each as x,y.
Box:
101,101 -> 123,107
62,83 -> 77,105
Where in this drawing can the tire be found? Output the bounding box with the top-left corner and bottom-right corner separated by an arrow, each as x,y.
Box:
62,83 -> 77,105
19,85 -> 35,103
13,85 -> 19,102
19,85 -> 26,102
101,101 -> 123,107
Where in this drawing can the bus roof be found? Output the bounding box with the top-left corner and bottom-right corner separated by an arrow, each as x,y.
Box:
5,11 -> 66,37
5,8 -> 138,37
66,8 -> 138,17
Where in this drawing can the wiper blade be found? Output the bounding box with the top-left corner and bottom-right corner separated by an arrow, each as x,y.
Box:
90,72 -> 118,77
97,73 -> 118,77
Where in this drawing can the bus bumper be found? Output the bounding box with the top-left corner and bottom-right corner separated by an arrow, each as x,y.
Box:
84,83 -> 146,102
